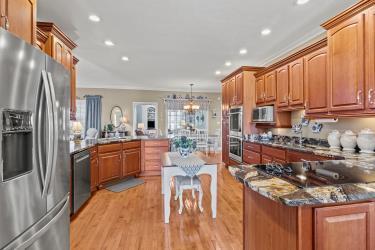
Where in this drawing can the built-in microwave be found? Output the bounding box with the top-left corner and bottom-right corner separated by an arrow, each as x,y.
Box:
252,106 -> 274,123
229,107 -> 242,137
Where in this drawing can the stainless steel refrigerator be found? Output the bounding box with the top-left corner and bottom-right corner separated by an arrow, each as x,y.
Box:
0,29 -> 70,249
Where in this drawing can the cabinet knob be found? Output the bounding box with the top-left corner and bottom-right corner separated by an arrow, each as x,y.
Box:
1,15 -> 9,30
369,89 -> 374,105
357,90 -> 363,105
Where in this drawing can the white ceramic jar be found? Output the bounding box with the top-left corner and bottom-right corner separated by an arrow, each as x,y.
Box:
340,130 -> 357,152
327,130 -> 341,150
357,129 -> 375,154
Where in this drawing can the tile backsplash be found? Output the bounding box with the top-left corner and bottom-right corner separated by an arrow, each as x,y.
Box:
271,110 -> 375,140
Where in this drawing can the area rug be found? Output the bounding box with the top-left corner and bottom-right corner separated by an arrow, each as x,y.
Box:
105,177 -> 145,193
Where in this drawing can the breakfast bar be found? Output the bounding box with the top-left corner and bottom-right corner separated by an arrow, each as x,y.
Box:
229,160 -> 375,250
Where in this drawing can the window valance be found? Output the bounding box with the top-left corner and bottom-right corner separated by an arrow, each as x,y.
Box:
163,98 -> 210,111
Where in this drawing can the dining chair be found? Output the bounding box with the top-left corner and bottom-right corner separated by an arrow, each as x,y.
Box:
196,130 -> 209,155
174,175 -> 203,214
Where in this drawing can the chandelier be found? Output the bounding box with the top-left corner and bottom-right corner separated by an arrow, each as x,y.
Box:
184,84 -> 200,113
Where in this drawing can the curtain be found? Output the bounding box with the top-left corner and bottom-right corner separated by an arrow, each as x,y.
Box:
85,95 -> 102,136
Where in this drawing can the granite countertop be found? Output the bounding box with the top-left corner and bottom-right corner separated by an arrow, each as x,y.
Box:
70,135 -> 171,154
229,162 -> 375,207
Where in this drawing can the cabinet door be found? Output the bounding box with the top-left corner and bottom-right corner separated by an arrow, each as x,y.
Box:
243,150 -> 261,164
256,76 -> 265,104
367,7 -> 375,110
289,58 -> 304,106
315,203 -> 375,250
304,47 -> 329,114
70,64 -> 77,120
222,81 -> 229,117
328,11 -> 366,112
235,73 -> 243,105
1,0 -> 36,44
276,66 -> 289,108
261,154 -> 273,164
123,149 -> 141,176
265,71 -> 276,102
98,151 -> 122,184
228,77 -> 236,106
53,37 -> 65,65
90,157 -> 98,191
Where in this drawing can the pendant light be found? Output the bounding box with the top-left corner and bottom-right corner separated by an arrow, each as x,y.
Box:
184,84 -> 200,113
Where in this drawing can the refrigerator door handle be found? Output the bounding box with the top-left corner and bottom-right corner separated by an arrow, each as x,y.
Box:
5,196 -> 70,250
44,72 -> 59,195
41,70 -> 54,198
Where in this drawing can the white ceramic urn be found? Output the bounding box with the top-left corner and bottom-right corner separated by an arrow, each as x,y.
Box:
340,130 -> 357,152
327,130 -> 341,150
357,128 -> 375,154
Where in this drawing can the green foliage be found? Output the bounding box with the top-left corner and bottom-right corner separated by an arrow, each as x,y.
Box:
173,136 -> 197,149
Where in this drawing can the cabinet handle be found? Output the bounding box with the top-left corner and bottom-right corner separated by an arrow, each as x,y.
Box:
369,89 -> 374,105
1,15 -> 9,30
357,90 -> 363,105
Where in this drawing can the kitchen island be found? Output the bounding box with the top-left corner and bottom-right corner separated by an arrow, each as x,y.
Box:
229,161 -> 375,250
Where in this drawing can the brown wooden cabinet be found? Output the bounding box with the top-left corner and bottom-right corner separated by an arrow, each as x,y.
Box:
367,6 -> 375,111
264,71 -> 277,103
98,151 -> 122,183
235,72 -> 244,105
326,10 -> 366,112
276,65 -> 289,108
261,154 -> 272,164
0,0 -> 36,44
141,139 -> 169,176
288,58 -> 304,107
123,149 -> 141,176
315,203 -> 375,250
304,47 -> 329,114
37,22 -> 78,119
90,147 -> 98,192
255,76 -> 265,104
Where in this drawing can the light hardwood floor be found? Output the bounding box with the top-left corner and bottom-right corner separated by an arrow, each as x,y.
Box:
70,154 -> 243,250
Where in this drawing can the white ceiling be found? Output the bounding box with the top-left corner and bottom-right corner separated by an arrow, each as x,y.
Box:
37,0 -> 357,93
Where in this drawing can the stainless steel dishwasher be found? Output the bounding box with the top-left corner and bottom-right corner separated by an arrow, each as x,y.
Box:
73,149 -> 91,213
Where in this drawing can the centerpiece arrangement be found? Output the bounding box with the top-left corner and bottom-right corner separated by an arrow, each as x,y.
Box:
173,136 -> 197,158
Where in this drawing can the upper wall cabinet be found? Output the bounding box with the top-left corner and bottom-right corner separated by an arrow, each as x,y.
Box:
288,58 -> 304,107
37,22 -> 78,119
276,65 -> 289,108
0,0 -> 36,44
326,11 -> 366,112
304,47 -> 329,114
255,76 -> 265,104
367,6 -> 375,111
235,72 -> 244,105
264,71 -> 277,103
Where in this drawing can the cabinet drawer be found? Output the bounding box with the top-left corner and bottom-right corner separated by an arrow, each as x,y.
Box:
243,150 -> 261,164
122,140 -> 141,150
243,142 -> 261,153
144,147 -> 168,160
98,143 -> 122,154
144,140 -> 169,147
262,146 -> 286,160
144,160 -> 162,171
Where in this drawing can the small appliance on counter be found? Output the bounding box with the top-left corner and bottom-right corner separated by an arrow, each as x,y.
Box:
252,105 -> 274,123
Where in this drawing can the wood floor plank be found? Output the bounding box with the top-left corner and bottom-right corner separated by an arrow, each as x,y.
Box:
70,154 -> 243,250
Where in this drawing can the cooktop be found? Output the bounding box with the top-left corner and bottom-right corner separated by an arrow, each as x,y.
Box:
255,161 -> 375,188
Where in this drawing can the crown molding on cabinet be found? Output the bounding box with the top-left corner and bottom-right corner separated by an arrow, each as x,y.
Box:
37,22 -> 77,50
36,27 -> 48,44
221,66 -> 264,83
73,56 -> 79,65
321,0 -> 375,30
254,37 -> 327,78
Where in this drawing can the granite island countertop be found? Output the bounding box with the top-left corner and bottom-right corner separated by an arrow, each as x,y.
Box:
229,162 -> 375,207
70,135 -> 172,154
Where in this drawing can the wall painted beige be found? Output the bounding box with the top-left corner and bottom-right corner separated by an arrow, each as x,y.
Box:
272,110 -> 375,139
76,88 -> 222,135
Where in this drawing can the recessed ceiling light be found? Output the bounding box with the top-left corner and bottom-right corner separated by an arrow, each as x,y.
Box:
104,40 -> 114,46
296,0 -> 310,5
215,70 -> 221,75
121,56 -> 129,61
89,14 -> 101,22
239,49 -> 247,55
225,61 -> 232,67
261,28 -> 272,36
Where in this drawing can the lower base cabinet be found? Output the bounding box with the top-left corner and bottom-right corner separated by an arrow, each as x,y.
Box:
90,147 -> 98,192
123,148 -> 141,177
315,203 -> 375,250
98,151 -> 122,183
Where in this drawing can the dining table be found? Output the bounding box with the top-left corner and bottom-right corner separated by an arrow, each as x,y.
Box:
161,152 -> 218,223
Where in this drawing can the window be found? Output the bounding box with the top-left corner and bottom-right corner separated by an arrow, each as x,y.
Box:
75,99 -> 86,137
167,110 -> 208,134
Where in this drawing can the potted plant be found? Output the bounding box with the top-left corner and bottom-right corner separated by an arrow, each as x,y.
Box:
173,136 -> 197,158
